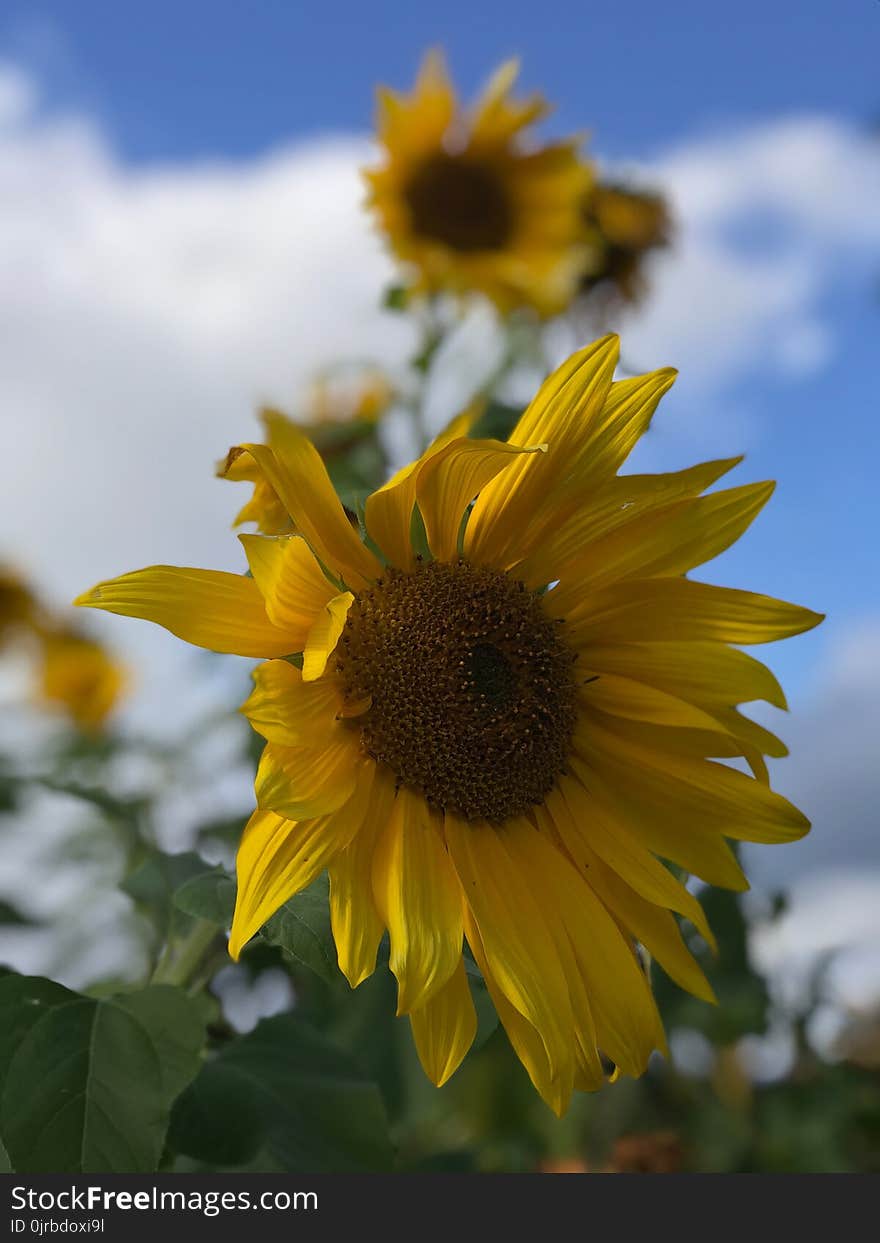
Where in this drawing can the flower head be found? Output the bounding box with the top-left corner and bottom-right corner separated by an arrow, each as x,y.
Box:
77,336 -> 822,1114
365,52 -> 593,316
582,181 -> 671,307
218,370 -> 392,536
38,627 -> 127,732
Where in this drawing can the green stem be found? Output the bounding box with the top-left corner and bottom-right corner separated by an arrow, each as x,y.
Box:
151,918 -> 220,989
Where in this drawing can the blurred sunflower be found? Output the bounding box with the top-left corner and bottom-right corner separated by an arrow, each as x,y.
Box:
77,335 -> 822,1114
38,627 -> 127,733
365,52 -> 592,316
581,181 -> 671,306
218,369 -> 393,536
1,565 -> 40,642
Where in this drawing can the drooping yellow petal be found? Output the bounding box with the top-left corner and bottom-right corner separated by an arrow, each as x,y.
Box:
548,780 -> 717,949
75,566 -> 296,658
417,437 -> 546,562
564,748 -> 744,891
302,592 -> 354,682
562,577 -> 824,647
328,768 -> 396,989
512,819 -> 666,1077
445,814 -> 574,1079
575,843 -> 716,1004
239,534 -> 336,639
464,909 -> 574,1117
241,660 -> 344,746
254,735 -> 361,820
372,787 -> 464,1014
242,412 -> 381,587
409,959 -> 477,1087
229,772 -> 372,960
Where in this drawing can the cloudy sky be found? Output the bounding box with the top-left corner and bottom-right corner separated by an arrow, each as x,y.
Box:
2,0 -> 879,939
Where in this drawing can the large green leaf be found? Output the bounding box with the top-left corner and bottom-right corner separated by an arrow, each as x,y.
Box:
0,976 -> 205,1172
169,1012 -> 393,1172
173,869 -> 236,928
261,875 -> 338,983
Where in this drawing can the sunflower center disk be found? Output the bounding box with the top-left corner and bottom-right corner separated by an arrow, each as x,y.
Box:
335,560 -> 578,823
404,154 -> 513,252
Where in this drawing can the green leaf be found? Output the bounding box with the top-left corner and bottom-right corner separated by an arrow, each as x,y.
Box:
173,869 -> 236,928
169,1013 -> 393,1171
261,875 -> 338,983
0,1136 -> 10,1171
122,848 -> 214,942
0,975 -> 205,1172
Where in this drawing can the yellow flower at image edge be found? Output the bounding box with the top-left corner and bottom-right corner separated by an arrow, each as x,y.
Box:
76,336 -> 822,1114
365,51 -> 593,316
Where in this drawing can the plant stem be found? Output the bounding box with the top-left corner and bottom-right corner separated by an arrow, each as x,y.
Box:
151,918 -> 219,989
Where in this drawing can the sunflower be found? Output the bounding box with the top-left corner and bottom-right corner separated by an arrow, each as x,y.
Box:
218,371 -> 393,536
38,627 -> 127,732
581,181 -> 671,306
365,52 -> 593,317
76,335 -> 822,1114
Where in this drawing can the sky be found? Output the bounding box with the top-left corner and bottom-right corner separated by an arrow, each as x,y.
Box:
1,2 -> 880,983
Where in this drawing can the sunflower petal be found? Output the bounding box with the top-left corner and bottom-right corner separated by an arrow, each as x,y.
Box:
417,437 -> 546,562
242,412 -> 380,586
464,909 -> 574,1116
329,768 -> 396,988
513,819 -> 666,1077
302,592 -> 354,682
578,640 -> 787,710
555,481 -> 775,589
240,534 -> 336,639
409,959 -> 477,1087
229,773 -> 372,960
464,336 -> 619,566
241,661 -> 343,746
563,577 -> 824,646
75,566 -> 296,658
445,814 -> 574,1078
372,787 -> 464,1014
548,780 -> 717,949
254,736 -> 361,820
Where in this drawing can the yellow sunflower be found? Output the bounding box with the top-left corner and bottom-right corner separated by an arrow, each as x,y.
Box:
365,52 -> 593,316
76,335 -> 822,1114
218,371 -> 393,536
582,181 -> 671,306
38,627 -> 127,732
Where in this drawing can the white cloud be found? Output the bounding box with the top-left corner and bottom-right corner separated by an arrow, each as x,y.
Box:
614,116 -> 880,397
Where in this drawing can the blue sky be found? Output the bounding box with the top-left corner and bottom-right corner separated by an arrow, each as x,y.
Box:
3,1 -> 879,160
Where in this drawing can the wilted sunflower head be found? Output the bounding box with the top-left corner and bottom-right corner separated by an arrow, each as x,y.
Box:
581,181 -> 672,305
77,335 -> 822,1115
365,51 -> 593,316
